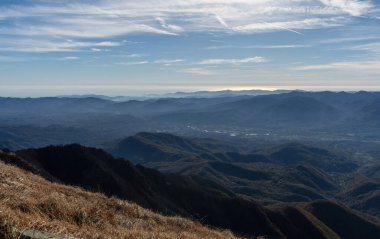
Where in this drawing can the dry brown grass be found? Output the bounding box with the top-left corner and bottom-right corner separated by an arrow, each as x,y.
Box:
0,160 -> 240,239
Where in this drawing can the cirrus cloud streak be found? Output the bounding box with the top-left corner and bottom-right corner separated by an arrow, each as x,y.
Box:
0,0 -> 375,52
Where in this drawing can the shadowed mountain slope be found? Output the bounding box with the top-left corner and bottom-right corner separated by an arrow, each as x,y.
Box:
10,145 -> 283,237
338,177 -> 380,218
112,133 -> 359,204
261,143 -> 357,172
113,132 -> 240,164
304,200 -> 380,239
114,133 -> 357,173
0,157 -> 239,239
1,145 -> 380,238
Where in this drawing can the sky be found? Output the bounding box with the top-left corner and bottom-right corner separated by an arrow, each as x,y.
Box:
0,0 -> 379,96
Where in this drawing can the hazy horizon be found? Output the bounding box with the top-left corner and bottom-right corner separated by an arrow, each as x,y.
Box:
1,85 -> 380,98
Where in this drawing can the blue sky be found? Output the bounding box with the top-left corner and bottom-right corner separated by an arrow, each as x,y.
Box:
0,0 -> 379,96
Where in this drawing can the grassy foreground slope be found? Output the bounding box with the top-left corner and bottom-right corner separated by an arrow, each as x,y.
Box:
0,160 -> 238,239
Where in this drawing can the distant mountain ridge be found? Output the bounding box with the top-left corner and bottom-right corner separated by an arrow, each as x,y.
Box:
57,89 -> 292,101
1,91 -> 380,151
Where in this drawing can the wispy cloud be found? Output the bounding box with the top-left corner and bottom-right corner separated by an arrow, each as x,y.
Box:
258,45 -> 312,49
318,0 -> 373,17
206,44 -> 312,50
198,57 -> 267,65
91,48 -> 102,52
0,39 -> 122,52
318,36 -> 380,44
344,42 -> 380,53
112,54 -> 147,59
154,59 -> 185,66
124,54 -> 146,58
0,0 -> 375,53
156,17 -> 184,34
117,61 -> 149,66
232,18 -> 344,34
59,56 -> 79,61
215,14 -> 230,29
292,61 -> 380,71
181,67 -> 217,75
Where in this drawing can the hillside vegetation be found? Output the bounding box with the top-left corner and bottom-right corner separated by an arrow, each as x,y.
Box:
0,159 -> 238,239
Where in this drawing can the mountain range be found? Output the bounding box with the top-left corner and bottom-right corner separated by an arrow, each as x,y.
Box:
1,90 -> 380,238
1,91 -> 380,151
